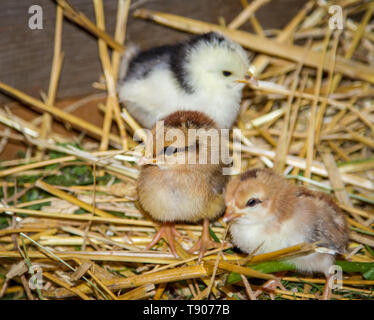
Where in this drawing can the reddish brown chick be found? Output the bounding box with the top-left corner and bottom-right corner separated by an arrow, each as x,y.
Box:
224,168 -> 349,299
138,111 -> 227,257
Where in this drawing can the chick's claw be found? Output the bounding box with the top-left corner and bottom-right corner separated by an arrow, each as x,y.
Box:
188,237 -> 221,259
188,219 -> 221,259
253,278 -> 286,300
146,223 -> 181,257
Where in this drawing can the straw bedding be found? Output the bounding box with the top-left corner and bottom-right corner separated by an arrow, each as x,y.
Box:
0,0 -> 373,300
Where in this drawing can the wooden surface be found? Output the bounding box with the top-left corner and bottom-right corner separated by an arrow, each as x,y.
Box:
0,0 -> 308,103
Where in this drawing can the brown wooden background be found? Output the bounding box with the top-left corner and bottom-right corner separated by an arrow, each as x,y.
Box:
0,0 -> 307,159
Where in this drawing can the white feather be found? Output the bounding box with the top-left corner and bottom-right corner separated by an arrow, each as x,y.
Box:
118,37 -> 249,129
229,216 -> 307,256
230,213 -> 336,275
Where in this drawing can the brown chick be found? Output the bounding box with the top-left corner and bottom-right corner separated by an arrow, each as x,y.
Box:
223,168 -> 349,300
137,110 -> 228,257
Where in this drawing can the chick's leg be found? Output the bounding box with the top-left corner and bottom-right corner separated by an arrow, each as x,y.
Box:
322,274 -> 333,300
188,219 -> 220,258
146,222 -> 181,257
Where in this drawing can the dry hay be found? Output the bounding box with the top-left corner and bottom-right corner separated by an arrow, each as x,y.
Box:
0,0 -> 373,300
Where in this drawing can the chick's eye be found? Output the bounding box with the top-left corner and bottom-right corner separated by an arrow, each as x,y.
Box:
222,70 -> 232,77
246,198 -> 261,207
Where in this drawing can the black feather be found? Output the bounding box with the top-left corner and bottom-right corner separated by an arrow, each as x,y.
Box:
124,44 -> 176,79
122,32 -> 228,94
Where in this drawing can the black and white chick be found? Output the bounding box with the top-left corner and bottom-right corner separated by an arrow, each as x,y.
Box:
118,32 -> 250,129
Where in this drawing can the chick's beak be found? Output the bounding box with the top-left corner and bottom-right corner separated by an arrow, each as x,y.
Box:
236,70 -> 258,86
223,206 -> 241,223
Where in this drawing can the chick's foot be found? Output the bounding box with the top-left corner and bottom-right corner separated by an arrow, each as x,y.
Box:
146,222 -> 181,257
253,278 -> 286,300
188,219 -> 221,259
